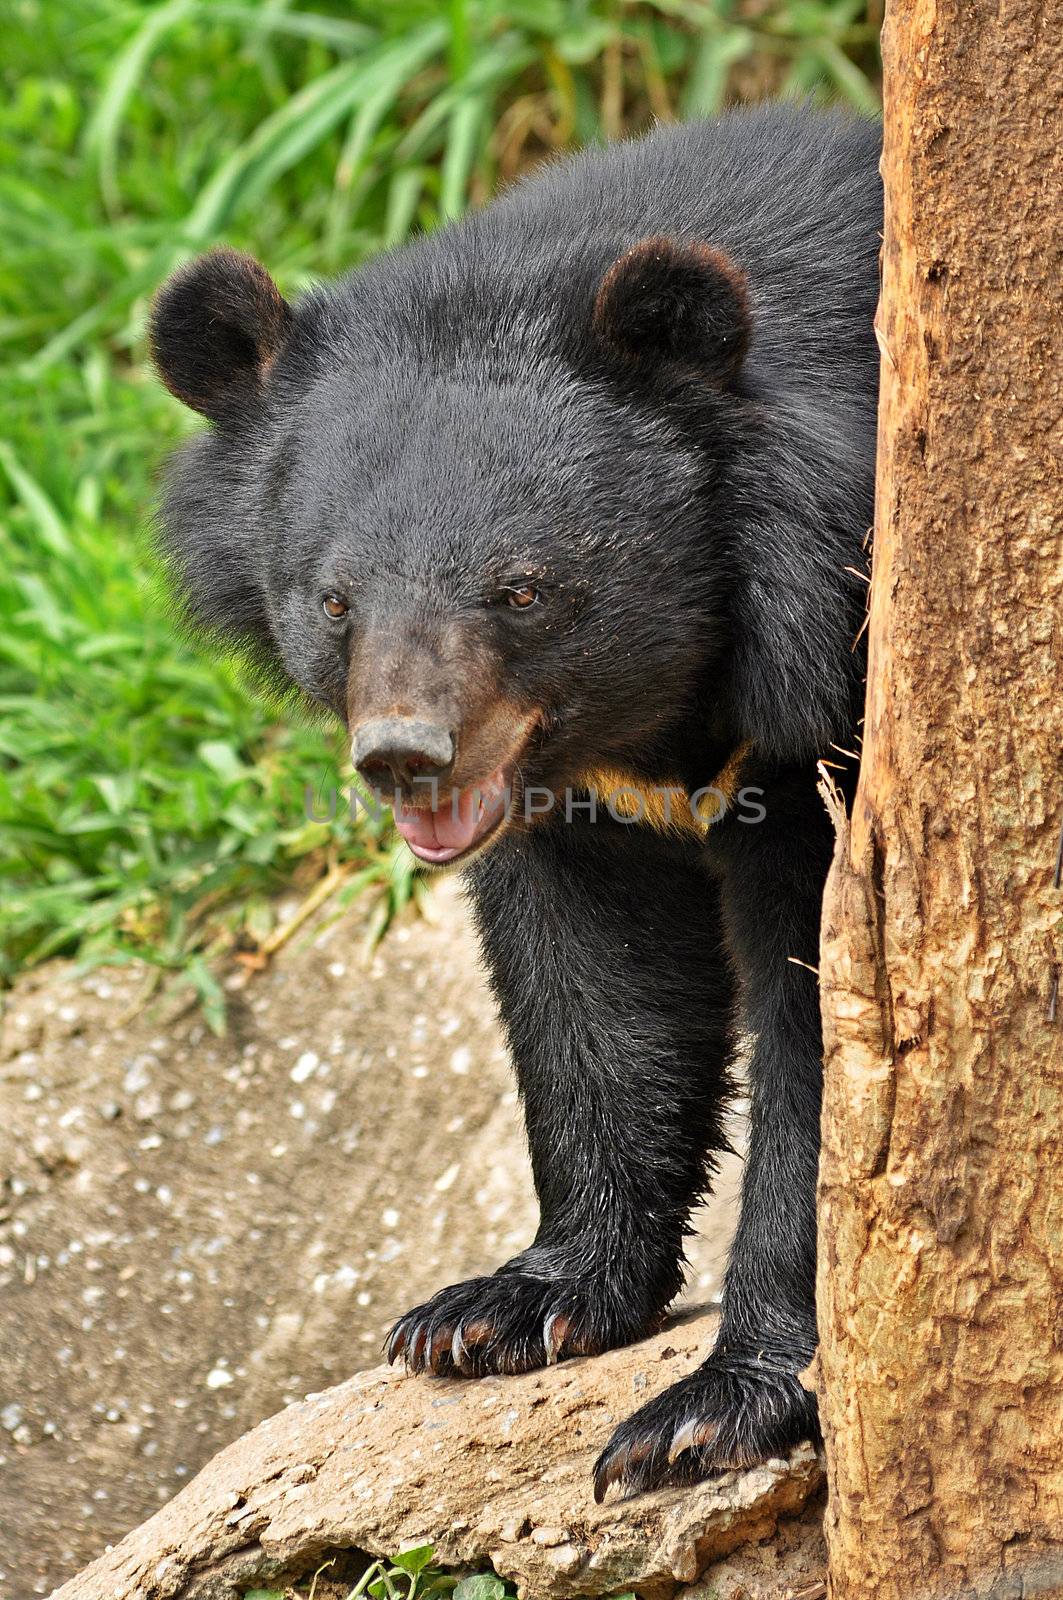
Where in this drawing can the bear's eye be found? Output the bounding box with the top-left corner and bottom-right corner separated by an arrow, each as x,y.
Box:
505,584 -> 540,610
322,594 -> 349,620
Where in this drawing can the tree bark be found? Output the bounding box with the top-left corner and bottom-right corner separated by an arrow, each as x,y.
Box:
816,2 -> 1063,1597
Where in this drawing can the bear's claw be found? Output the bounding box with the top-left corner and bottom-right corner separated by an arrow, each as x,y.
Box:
385,1270 -> 649,1380
592,1352 -> 819,1501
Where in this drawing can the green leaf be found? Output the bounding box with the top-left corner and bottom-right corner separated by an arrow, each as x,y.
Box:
453,1578 -> 507,1600
13,574 -> 68,643
384,166 -> 428,247
555,18 -> 615,64
440,95 -> 485,220
200,5 -> 371,49
183,957 -> 227,1036
392,1544 -> 436,1577
198,741 -> 252,785
813,38 -> 880,112
681,27 -> 756,117
92,773 -> 136,816
0,442 -> 72,556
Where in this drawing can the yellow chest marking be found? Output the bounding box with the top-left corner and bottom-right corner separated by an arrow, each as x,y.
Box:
580,742 -> 752,839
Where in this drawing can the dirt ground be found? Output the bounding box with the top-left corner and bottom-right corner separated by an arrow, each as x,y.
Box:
0,878 -> 742,1598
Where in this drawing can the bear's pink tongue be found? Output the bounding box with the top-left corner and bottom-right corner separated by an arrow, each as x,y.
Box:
389,762 -> 515,865
394,784 -> 496,864
393,774 -> 515,864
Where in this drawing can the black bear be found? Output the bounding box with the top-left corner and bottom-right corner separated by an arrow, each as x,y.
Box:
150,103 -> 881,1500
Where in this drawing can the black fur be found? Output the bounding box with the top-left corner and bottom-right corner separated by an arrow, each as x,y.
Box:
388,815 -> 736,1377
151,103 -> 881,1497
593,236 -> 752,379
151,248 -> 293,422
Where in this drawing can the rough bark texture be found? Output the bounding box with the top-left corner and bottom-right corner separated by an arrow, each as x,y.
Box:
51,1310 -> 826,1600
817,2 -> 1063,1597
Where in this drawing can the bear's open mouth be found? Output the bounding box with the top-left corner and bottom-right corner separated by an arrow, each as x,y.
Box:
392,759 -> 517,866
384,708 -> 544,866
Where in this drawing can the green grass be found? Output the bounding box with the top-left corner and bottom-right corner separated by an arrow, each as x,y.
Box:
0,0 -> 879,1015
247,1544 -> 638,1598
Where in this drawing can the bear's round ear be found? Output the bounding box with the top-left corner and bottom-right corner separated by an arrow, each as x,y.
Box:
149,248 -> 293,423
592,236 -> 751,385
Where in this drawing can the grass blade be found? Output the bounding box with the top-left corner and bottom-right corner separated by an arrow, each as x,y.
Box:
0,442 -> 72,557
440,95 -> 485,220
183,24 -> 448,243
83,0 -> 199,214
681,25 -> 756,117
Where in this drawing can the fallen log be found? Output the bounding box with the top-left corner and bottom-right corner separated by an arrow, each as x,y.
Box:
54,1309 -> 824,1600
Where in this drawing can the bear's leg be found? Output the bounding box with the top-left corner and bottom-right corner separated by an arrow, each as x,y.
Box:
385,811 -> 736,1379
594,764 -> 831,1499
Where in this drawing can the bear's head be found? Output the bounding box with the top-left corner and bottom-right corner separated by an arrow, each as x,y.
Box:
150,237 -> 774,864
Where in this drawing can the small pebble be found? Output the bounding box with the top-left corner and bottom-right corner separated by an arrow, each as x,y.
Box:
530,1525 -> 571,1547
290,1051 -> 319,1084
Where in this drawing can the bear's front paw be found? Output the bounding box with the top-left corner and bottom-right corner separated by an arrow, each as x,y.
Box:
386,1269 -> 650,1379
592,1350 -> 819,1501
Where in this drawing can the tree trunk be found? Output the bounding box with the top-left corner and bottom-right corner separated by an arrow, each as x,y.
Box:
816,2 -> 1063,1597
